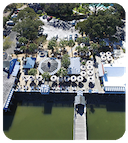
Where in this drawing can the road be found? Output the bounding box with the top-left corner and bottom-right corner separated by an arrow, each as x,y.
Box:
4,31 -> 17,60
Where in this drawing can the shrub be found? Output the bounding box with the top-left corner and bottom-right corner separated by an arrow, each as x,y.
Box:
28,68 -> 37,76
37,10 -> 42,14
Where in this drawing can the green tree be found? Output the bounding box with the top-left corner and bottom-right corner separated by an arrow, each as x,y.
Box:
76,45 -> 82,53
15,7 -> 37,22
42,72 -> 51,81
75,10 -> 124,43
3,37 -> 13,50
13,18 -> 44,41
90,43 -> 99,54
61,54 -> 70,69
57,67 -> 67,77
37,10 -> 42,14
28,43 -> 38,53
67,40 -> 75,57
34,35 -> 46,46
28,68 -> 37,76
47,38 -> 57,52
76,37 -> 83,45
59,39 -> 68,53
20,46 -> 28,56
3,17 -> 9,28
18,37 -> 28,45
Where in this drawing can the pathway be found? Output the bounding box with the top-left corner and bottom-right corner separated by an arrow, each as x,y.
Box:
74,106 -> 87,140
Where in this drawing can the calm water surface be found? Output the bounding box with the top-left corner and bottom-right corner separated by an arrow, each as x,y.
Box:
3,94 -> 125,140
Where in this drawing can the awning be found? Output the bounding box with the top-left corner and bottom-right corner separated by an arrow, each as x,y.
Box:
11,64 -> 20,77
104,86 -> 125,92
98,63 -> 104,77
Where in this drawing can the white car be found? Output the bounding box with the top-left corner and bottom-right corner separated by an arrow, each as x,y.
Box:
64,35 -> 68,41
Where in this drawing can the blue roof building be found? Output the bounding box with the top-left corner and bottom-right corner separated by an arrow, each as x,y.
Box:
23,57 -> 36,69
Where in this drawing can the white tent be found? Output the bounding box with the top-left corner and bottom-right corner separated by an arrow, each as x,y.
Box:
71,75 -> 77,82
80,71 -> 86,77
77,76 -> 83,82
87,60 -> 93,65
80,65 -> 86,71
87,65 -> 93,70
50,75 -> 57,82
87,70 -> 94,76
106,51 -> 112,56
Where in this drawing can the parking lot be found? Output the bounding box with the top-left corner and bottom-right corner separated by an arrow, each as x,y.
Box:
39,17 -> 80,41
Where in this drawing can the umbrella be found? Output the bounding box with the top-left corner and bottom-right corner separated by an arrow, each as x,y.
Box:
64,76 -> 70,82
87,60 -> 93,65
73,51 -> 78,56
58,77 -> 63,82
88,76 -> 94,83
50,75 -> 57,82
86,51 -> 91,57
77,76 -> 83,82
106,51 -> 112,56
87,65 -> 93,70
29,76 -> 34,82
80,43 -> 85,47
100,52 -> 105,56
107,56 -> 112,61
80,71 -> 86,77
79,52 -> 85,56
80,65 -> 86,71
101,55 -> 106,62
36,75 -> 42,81
87,70 -> 94,76
71,75 -> 77,82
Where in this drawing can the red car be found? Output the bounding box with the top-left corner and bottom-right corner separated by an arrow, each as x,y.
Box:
47,16 -> 52,22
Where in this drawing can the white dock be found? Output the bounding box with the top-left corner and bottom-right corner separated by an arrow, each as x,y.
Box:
73,93 -> 87,140
73,106 -> 87,140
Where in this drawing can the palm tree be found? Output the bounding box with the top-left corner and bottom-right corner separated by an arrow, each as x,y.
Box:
59,39 -> 68,54
82,46 -> 89,56
67,40 -> 75,57
20,45 -> 28,56
76,45 -> 82,56
61,54 -> 70,69
57,67 -> 68,77
90,43 -> 99,58
47,38 -> 57,53
42,72 -> 51,81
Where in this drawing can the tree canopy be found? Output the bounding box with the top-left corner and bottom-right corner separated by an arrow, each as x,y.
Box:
28,68 -> 37,76
61,54 -> 70,69
57,67 -> 67,77
75,9 -> 124,42
44,3 -> 79,16
13,7 -> 44,41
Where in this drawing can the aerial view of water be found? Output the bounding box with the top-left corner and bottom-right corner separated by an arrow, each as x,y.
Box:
3,93 -> 125,140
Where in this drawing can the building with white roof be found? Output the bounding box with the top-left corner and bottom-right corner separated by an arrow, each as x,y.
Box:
102,55 -> 126,93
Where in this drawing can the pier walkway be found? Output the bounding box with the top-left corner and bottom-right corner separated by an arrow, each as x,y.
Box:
73,93 -> 87,140
74,106 -> 87,140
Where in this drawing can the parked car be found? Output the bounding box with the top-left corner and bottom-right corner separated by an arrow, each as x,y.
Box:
47,16 -> 52,22
64,35 -> 68,41
74,34 -> 78,41
69,35 -> 72,41
16,41 -> 25,48
53,34 -> 58,40
16,34 -> 21,41
43,33 -> 48,38
14,49 -> 23,54
6,20 -> 15,26
3,27 -> 12,36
